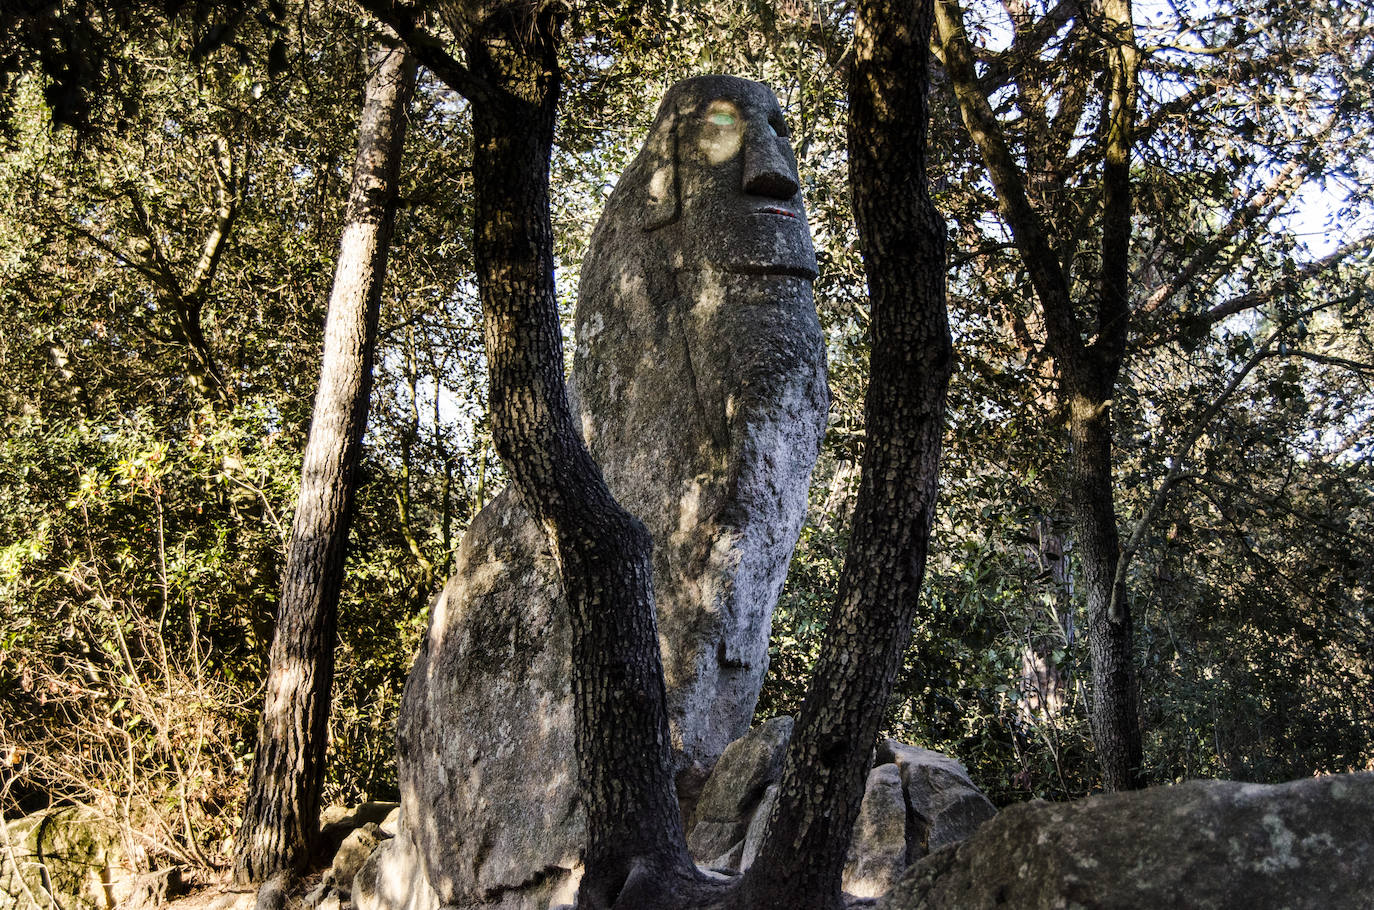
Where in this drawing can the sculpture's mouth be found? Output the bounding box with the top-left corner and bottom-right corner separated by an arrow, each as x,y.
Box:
752,206 -> 797,219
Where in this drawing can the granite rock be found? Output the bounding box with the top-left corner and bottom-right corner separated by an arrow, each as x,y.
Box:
842,764 -> 909,899
882,772 -> 1374,910
876,740 -> 996,856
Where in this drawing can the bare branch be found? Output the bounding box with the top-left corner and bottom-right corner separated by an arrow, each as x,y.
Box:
1110,328 -> 1281,618
934,0 -> 1085,373
1136,157 -> 1307,318
188,137 -> 240,299
355,0 -> 497,106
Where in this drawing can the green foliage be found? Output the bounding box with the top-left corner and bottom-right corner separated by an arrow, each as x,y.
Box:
0,1 -> 488,865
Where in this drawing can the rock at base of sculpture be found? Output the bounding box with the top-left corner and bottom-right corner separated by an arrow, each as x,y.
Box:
352,830 -> 439,910
688,716 -> 795,862
390,490 -> 590,909
881,772 -> 1374,910
843,764 -> 908,899
682,719 -> 996,901
873,740 -> 997,855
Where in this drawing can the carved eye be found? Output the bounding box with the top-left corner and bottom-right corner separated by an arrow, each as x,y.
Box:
766,121 -> 779,137
709,110 -> 738,127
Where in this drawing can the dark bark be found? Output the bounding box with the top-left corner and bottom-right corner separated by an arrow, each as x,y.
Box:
935,0 -> 1146,791
735,0 -> 952,906
234,42 -> 415,884
1070,390 -> 1144,792
455,10 -> 701,907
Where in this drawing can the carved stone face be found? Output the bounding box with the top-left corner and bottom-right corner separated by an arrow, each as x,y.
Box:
572,74 -> 830,781
645,75 -> 818,278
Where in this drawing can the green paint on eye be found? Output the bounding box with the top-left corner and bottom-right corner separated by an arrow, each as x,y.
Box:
767,122 -> 780,136
709,111 -> 737,126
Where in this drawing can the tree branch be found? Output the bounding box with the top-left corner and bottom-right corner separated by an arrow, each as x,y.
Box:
354,0 -> 497,106
188,136 -> 240,299
934,0 -> 1085,374
1109,328 -> 1280,619
1142,233 -> 1374,347
1290,349 -> 1374,376
1135,157 -> 1307,318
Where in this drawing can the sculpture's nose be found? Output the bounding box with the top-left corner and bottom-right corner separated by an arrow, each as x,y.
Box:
743,129 -> 799,199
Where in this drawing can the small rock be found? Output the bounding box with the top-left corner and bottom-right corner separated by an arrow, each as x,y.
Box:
379,807 -> 401,838
125,867 -> 187,910
687,716 -> 794,862
705,840 -> 745,874
319,803 -> 399,862
303,881 -> 332,908
843,764 -> 908,898
253,872 -> 291,910
738,782 -> 780,871
207,890 -> 256,910
320,806 -> 352,828
327,823 -> 384,896
352,832 -> 440,910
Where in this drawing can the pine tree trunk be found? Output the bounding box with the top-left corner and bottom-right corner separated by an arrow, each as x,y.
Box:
234,41 -> 415,885
736,0 -> 951,905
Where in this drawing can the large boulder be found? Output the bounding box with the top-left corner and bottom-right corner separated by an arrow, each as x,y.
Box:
882,772 -> 1374,910
374,75 -> 829,910
0,806 -> 138,910
393,493 -> 583,907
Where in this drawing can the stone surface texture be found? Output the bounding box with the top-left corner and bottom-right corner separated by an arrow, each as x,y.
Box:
0,806 -> 138,910
682,720 -> 996,899
875,740 -> 997,855
882,772 -> 1374,910
687,715 -> 794,861
842,764 -> 909,898
351,828 -> 441,910
326,823 -> 385,895
370,75 -> 829,910
573,73 -> 827,771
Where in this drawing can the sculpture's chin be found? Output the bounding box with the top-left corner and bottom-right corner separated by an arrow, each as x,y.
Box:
671,209 -> 818,279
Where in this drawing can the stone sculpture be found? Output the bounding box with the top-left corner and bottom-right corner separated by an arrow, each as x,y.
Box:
573,73 -> 825,774
360,75 -> 829,910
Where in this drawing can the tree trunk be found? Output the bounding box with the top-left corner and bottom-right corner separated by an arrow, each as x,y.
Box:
458,10 -> 699,908
234,41 -> 415,884
736,0 -> 951,905
934,0 -> 1146,791
1069,388 -> 1144,791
